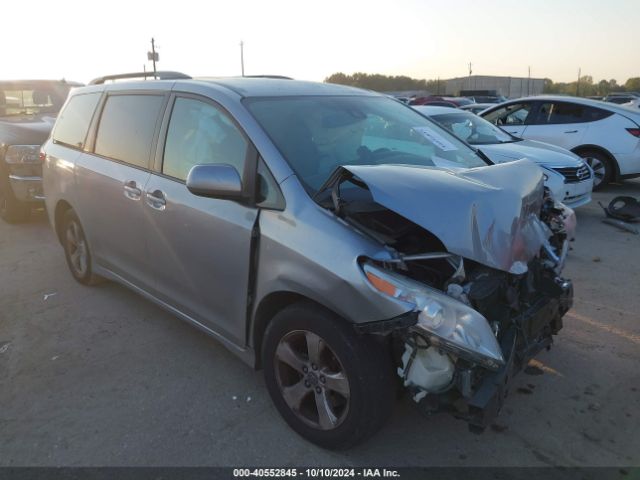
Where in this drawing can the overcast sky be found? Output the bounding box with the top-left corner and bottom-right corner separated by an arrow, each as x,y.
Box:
3,0 -> 638,85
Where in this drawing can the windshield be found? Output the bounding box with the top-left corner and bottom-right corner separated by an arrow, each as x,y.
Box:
244,96 -> 487,193
0,82 -> 70,116
430,111 -> 518,145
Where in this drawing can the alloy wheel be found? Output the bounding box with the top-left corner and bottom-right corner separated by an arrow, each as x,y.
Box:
274,330 -> 350,430
584,156 -> 605,188
65,220 -> 88,277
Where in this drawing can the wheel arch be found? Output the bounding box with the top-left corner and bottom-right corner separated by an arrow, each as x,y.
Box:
54,199 -> 74,244
571,144 -> 620,180
250,291 -> 346,370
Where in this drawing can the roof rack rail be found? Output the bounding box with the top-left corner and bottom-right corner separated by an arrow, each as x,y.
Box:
90,71 -> 191,85
242,75 -> 293,80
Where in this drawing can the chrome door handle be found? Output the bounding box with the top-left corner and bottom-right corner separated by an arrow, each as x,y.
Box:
145,189 -> 166,211
123,180 -> 142,200
564,130 -> 578,133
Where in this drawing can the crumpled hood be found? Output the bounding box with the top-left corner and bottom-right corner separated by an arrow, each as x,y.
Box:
479,139 -> 583,168
343,160 -> 550,274
0,114 -> 57,146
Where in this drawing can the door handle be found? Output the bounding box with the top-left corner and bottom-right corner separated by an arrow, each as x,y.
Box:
145,189 -> 166,211
123,180 -> 142,200
564,130 -> 578,133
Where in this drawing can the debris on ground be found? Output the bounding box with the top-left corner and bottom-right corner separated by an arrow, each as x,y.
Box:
599,196 -> 640,222
43,292 -> 58,301
599,197 -> 640,234
602,218 -> 639,234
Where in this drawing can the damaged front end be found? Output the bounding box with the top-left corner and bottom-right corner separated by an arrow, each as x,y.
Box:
317,160 -> 575,431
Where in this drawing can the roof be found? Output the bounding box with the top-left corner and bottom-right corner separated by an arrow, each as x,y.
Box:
504,95 -> 640,118
192,77 -> 375,98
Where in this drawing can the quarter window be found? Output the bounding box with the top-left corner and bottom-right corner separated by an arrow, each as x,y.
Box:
163,97 -> 248,181
94,94 -> 164,168
52,93 -> 101,149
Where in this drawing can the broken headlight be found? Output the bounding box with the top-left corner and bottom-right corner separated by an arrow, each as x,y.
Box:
362,262 -> 505,370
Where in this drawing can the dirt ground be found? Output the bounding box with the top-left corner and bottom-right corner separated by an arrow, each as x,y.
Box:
0,181 -> 639,467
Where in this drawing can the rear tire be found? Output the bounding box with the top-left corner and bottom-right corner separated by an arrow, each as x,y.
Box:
262,302 -> 395,449
579,150 -> 613,190
61,209 -> 101,285
0,177 -> 31,224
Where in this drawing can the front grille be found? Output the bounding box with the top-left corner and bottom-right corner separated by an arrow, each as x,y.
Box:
552,165 -> 591,183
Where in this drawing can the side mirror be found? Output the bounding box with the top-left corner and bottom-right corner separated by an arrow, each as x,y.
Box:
186,164 -> 244,200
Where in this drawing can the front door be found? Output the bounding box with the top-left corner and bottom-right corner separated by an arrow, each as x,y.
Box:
144,95 -> 258,345
482,102 -> 536,138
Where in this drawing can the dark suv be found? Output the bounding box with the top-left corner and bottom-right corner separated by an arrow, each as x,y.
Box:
0,79 -> 80,223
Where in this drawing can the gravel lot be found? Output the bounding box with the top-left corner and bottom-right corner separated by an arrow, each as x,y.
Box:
0,182 -> 639,467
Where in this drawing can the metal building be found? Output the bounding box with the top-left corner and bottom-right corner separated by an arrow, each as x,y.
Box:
445,75 -> 545,98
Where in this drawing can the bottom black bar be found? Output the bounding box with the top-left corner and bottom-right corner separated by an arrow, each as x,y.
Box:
0,467 -> 635,480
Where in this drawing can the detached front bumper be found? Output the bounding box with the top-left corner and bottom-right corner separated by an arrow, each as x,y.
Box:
9,174 -> 44,202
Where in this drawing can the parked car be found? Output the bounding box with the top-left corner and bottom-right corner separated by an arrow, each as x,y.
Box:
604,92 -> 640,104
0,79 -> 80,223
460,103 -> 496,115
621,98 -> 640,110
441,96 -> 475,107
414,106 -> 593,208
480,95 -> 640,189
409,96 -> 458,108
43,73 -> 574,449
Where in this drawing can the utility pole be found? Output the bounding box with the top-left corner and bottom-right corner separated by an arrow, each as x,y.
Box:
528,66 -> 531,95
151,38 -> 157,77
240,41 -> 245,77
147,38 -> 159,78
468,62 -> 472,89
576,67 -> 581,96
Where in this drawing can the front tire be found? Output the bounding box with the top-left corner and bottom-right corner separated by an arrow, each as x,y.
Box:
61,209 -> 101,285
0,177 -> 31,224
262,302 -> 395,449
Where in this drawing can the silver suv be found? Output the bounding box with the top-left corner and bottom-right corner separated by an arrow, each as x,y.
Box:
43,72 -> 574,449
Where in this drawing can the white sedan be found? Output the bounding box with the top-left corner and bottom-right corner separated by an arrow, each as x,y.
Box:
414,105 -> 593,208
479,95 -> 640,189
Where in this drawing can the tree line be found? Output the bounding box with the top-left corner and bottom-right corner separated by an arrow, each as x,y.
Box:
325,72 -> 640,97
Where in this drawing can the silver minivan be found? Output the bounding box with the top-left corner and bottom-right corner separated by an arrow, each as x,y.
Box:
43,73 -> 574,449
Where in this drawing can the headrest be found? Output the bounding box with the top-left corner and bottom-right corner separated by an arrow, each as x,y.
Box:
32,90 -> 50,105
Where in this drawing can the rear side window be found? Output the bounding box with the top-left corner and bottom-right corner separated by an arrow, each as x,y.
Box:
53,93 -> 101,149
162,97 -> 249,181
95,94 -> 164,168
536,102 -> 613,124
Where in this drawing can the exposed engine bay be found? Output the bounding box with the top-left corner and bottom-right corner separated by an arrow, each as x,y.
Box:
316,160 -> 575,431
